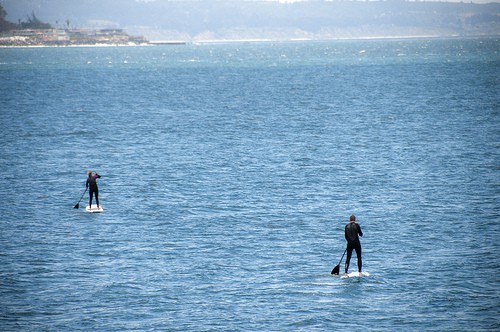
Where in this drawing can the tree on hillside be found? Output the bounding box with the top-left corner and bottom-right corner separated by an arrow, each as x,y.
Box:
20,11 -> 52,29
0,4 -> 17,32
0,5 -> 52,32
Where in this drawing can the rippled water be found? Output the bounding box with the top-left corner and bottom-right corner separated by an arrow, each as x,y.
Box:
0,38 -> 499,331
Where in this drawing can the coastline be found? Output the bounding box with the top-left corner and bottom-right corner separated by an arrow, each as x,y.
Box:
0,28 -> 149,48
0,34 -> 497,48
0,42 -> 151,48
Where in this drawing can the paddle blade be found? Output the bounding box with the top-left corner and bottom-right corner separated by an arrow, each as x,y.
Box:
331,265 -> 340,275
74,203 -> 80,209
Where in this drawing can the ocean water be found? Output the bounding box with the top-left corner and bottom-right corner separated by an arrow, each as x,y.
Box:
0,38 -> 499,331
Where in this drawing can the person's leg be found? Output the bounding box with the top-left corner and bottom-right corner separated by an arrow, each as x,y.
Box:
345,244 -> 353,274
95,189 -> 99,208
355,244 -> 362,272
89,190 -> 94,207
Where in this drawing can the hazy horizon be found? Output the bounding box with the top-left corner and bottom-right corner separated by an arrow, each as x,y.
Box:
2,0 -> 499,41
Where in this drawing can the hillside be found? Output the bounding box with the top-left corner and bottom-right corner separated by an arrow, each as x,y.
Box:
3,0 -> 500,41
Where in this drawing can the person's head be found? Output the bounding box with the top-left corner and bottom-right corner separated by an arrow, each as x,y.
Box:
88,170 -> 92,177
350,214 -> 356,222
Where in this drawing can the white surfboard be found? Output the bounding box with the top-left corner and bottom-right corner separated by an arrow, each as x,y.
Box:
341,271 -> 369,279
86,205 -> 104,213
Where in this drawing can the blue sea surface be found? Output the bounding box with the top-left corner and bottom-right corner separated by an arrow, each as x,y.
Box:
0,38 -> 499,331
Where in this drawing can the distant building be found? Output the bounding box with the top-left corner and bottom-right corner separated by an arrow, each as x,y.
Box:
0,28 -> 148,46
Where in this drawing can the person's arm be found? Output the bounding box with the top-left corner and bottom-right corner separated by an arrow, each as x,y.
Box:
94,173 -> 101,179
345,225 -> 349,241
357,224 -> 363,237
86,178 -> 89,189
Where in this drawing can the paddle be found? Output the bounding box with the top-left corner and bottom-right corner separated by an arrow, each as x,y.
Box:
331,248 -> 347,275
73,188 -> 87,209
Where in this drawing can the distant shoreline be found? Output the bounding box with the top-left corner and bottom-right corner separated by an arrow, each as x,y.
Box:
0,43 -> 151,48
190,34 -> 498,44
0,34 -> 497,48
0,28 -> 148,48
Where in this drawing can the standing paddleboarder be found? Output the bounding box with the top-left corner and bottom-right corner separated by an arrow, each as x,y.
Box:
86,170 -> 101,209
344,214 -> 363,276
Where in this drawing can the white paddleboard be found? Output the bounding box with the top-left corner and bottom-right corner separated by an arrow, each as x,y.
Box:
341,271 -> 369,279
86,205 -> 104,213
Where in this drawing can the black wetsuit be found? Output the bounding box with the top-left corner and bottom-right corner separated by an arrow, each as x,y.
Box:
345,221 -> 363,273
86,173 -> 101,207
